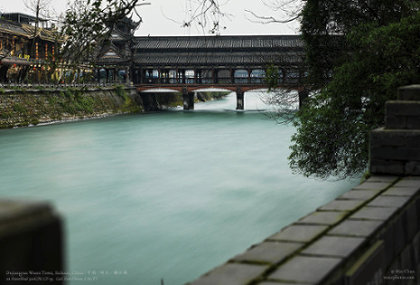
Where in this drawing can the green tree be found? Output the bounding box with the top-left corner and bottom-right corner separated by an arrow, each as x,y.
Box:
301,0 -> 419,88
290,10 -> 420,178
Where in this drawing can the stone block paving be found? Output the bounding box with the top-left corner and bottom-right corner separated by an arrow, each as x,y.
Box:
393,178 -> 420,187
268,255 -> 342,284
188,174 -> 420,285
367,195 -> 411,208
296,211 -> 347,226
350,206 -> 399,221
301,235 -> 366,258
365,176 -> 399,183
383,186 -> 420,197
338,189 -> 380,200
232,241 -> 303,264
329,220 -> 383,237
352,181 -> 391,190
189,263 -> 269,285
318,199 -> 365,212
268,225 -> 328,243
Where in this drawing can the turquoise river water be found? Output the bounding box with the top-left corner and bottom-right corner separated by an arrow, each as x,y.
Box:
0,91 -> 359,284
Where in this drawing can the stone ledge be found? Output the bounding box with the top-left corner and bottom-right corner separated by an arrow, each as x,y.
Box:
296,211 -> 347,226
267,225 -> 328,243
268,255 -> 342,284
231,241 -> 303,264
301,235 -> 366,258
187,176 -> 420,285
398,85 -> 420,101
188,263 -> 269,285
386,101 -> 420,129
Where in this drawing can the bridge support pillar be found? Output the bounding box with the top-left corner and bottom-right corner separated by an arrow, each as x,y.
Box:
298,88 -> 309,109
236,89 -> 244,110
183,88 -> 194,110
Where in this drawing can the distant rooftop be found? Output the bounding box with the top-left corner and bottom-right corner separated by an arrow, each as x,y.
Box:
1,12 -> 48,25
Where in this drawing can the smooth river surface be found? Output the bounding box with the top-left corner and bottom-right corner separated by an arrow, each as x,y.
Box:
0,91 -> 359,284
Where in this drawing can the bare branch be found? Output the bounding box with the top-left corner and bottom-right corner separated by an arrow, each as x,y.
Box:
245,9 -> 299,24
245,0 -> 303,25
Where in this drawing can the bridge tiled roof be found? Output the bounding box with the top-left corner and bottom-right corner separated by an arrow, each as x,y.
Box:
133,35 -> 304,67
134,35 -> 303,50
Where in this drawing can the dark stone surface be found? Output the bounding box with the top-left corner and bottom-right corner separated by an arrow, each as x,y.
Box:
318,200 -> 365,212
383,186 -> 420,197
352,181 -> 391,191
394,178 -> 420,188
232,241 -> 302,264
338,190 -> 380,201
386,101 -> 420,129
367,195 -> 411,208
371,146 -> 420,161
371,128 -> 420,147
269,255 -> 341,284
190,263 -> 268,285
0,200 -> 64,285
413,232 -> 420,269
379,214 -> 406,266
329,220 -> 383,237
405,202 -> 418,240
350,206 -> 398,221
370,159 -> 405,175
301,235 -> 365,258
296,211 -> 347,226
365,176 -> 399,183
400,244 -> 415,271
345,240 -> 385,285
398,85 -> 420,101
268,225 -> 328,243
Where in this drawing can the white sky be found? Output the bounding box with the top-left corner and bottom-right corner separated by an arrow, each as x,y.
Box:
0,0 -> 300,35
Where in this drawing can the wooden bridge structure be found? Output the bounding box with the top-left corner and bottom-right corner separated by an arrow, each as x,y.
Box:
94,20 -> 307,110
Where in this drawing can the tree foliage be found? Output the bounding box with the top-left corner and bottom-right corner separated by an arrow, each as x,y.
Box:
60,0 -> 146,66
301,0 -> 419,88
291,9 -> 420,178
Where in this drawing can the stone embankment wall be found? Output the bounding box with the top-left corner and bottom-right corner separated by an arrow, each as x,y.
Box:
0,86 -> 143,128
188,85 -> 420,285
189,176 -> 420,285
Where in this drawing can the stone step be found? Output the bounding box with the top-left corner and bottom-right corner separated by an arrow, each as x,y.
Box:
398,85 -> 420,101
385,101 -> 420,129
370,128 -> 420,175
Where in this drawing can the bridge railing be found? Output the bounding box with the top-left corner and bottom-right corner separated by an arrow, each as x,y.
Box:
139,77 -> 270,85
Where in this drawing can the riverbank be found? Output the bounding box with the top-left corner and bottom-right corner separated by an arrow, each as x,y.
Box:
0,87 -> 230,128
0,86 -> 143,129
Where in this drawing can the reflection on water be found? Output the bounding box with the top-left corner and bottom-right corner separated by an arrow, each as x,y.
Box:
0,91 -> 359,284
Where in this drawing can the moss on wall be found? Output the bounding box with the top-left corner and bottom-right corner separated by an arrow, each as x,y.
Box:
0,86 -> 143,128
